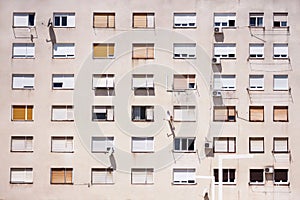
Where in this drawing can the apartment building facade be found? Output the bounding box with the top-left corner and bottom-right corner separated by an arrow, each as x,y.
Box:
0,0 -> 299,199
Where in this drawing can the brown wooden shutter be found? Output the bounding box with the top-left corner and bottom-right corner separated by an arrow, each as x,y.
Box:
93,44 -> 107,58
214,107 -> 227,121
108,14 -> 115,28
274,106 -> 288,122
94,14 -> 108,28
51,169 -> 65,184
133,14 -> 147,28
108,44 -> 114,57
27,106 -> 33,120
174,75 -> 187,90
147,45 -> 154,58
133,45 -> 147,58
13,106 -> 25,120
250,106 -> 264,121
65,169 -> 73,183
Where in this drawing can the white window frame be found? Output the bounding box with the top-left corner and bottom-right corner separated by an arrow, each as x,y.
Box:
214,44 -> 236,58
52,74 -> 74,90
50,168 -> 73,184
274,169 -> 289,185
53,43 -> 75,58
249,137 -> 264,153
131,168 -> 154,184
273,137 -> 289,153
214,13 -> 236,28
173,106 -> 196,122
13,43 -> 35,58
93,43 -> 115,59
92,106 -> 114,121
173,74 -> 196,90
213,137 -> 236,153
249,13 -> 264,27
249,44 -> 264,58
273,75 -> 288,91
214,169 -> 236,184
91,168 -> 114,184
132,137 -> 154,153
10,168 -> 33,184
133,13 -> 155,28
13,13 -> 35,27
93,74 -> 115,89
11,136 -> 33,152
51,105 -> 74,121
213,106 -> 236,122
12,74 -> 34,89
273,106 -> 289,122
273,44 -> 288,59
173,43 -> 196,59
53,13 -> 75,27
51,136 -> 74,153
213,74 -> 236,91
173,13 -> 196,28
12,105 -> 33,121
132,74 -> 154,89
173,168 -> 196,185
249,169 -> 265,185
173,137 -> 195,152
249,75 -> 264,90
91,136 -> 114,153
132,106 -> 154,121
273,13 -> 288,28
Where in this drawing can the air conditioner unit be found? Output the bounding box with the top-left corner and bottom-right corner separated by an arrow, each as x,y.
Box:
265,167 -> 274,173
205,142 -> 213,149
212,57 -> 221,64
214,27 -> 223,33
212,90 -> 222,97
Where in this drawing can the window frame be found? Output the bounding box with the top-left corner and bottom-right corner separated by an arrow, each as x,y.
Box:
51,136 -> 74,153
173,43 -> 196,59
249,137 -> 264,153
173,168 -> 196,185
173,13 -> 196,28
53,13 -> 75,28
213,106 -> 236,122
13,13 -> 35,28
173,105 -> 196,122
173,137 -> 196,152
10,168 -> 33,184
274,169 -> 289,185
132,106 -> 154,122
91,168 -> 114,184
214,169 -> 236,185
93,43 -> 115,59
213,74 -> 236,91
273,106 -> 288,122
273,75 -> 288,91
131,168 -> 154,185
213,137 -> 236,153
11,136 -> 34,152
273,13 -> 288,28
249,106 -> 264,122
93,12 -> 115,28
52,74 -> 74,90
53,43 -> 75,58
92,106 -> 114,121
132,13 -> 155,29
51,105 -> 74,121
50,168 -> 73,184
249,13 -> 264,27
12,74 -> 35,90
91,136 -> 114,153
249,75 -> 264,91
132,43 -> 154,59
273,43 -> 288,59
249,169 -> 265,185
273,137 -> 289,153
131,137 -> 154,153
249,44 -> 264,59
11,105 -> 34,121
12,43 -> 35,58
173,74 -> 196,90
214,13 -> 236,28
213,43 -> 236,59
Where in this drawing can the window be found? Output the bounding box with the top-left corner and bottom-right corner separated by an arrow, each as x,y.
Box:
173,13 -> 196,28
91,168 -> 114,184
93,74 -> 114,89
173,106 -> 196,122
273,44 -> 288,58
132,74 -> 154,96
249,106 -> 264,122
53,43 -> 75,58
274,169 -> 289,184
51,106 -> 74,121
173,43 -> 196,58
249,169 -> 264,184
213,74 -> 236,90
132,137 -> 154,152
51,136 -> 74,153
91,137 -> 114,153
273,106 -> 288,122
173,169 -> 196,185
249,44 -> 264,58
11,136 -> 33,152
249,13 -> 264,27
214,13 -> 236,28
214,169 -> 236,184
93,43 -> 114,58
273,137 -> 289,153
13,13 -> 35,27
173,74 -> 196,90
53,13 -> 75,27
213,44 -> 236,58
132,13 -> 154,28
12,105 -> 33,121
12,74 -> 34,89
92,106 -> 114,121
51,168 -> 73,184
249,137 -> 264,153
93,13 -> 115,28
10,168 -> 33,184
13,43 -> 35,58
273,75 -> 288,91
132,106 -> 154,121
52,74 -> 74,90
213,137 -> 236,153
131,168 -> 154,184
132,44 -> 154,59
174,137 -> 195,152
249,75 -> 264,90
273,13 -> 288,27
213,106 -> 236,122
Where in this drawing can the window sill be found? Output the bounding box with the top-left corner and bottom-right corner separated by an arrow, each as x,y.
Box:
51,151 -> 74,153
272,150 -> 290,154
53,26 -> 76,28
93,26 -> 116,29
172,182 -> 197,185
273,120 -> 289,122
131,183 -> 154,185
12,120 -> 34,122
132,27 -> 155,29
213,151 -> 236,154
273,57 -> 289,60
214,183 -> 236,185
249,26 -> 265,29
249,182 -> 265,185
93,57 -> 115,59
274,182 -> 290,186
132,120 -> 154,122
12,57 -> 35,59
10,182 -> 33,184
11,150 -> 34,153
52,88 -> 74,90
51,120 -> 74,122
93,120 -> 115,122
173,120 -> 196,122
51,183 -> 74,185
173,26 -> 197,29
92,182 -> 115,185
52,57 -> 75,59
249,120 -> 264,122
249,151 -> 264,154
132,58 -> 155,60
12,88 -> 34,90
132,151 -> 154,153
